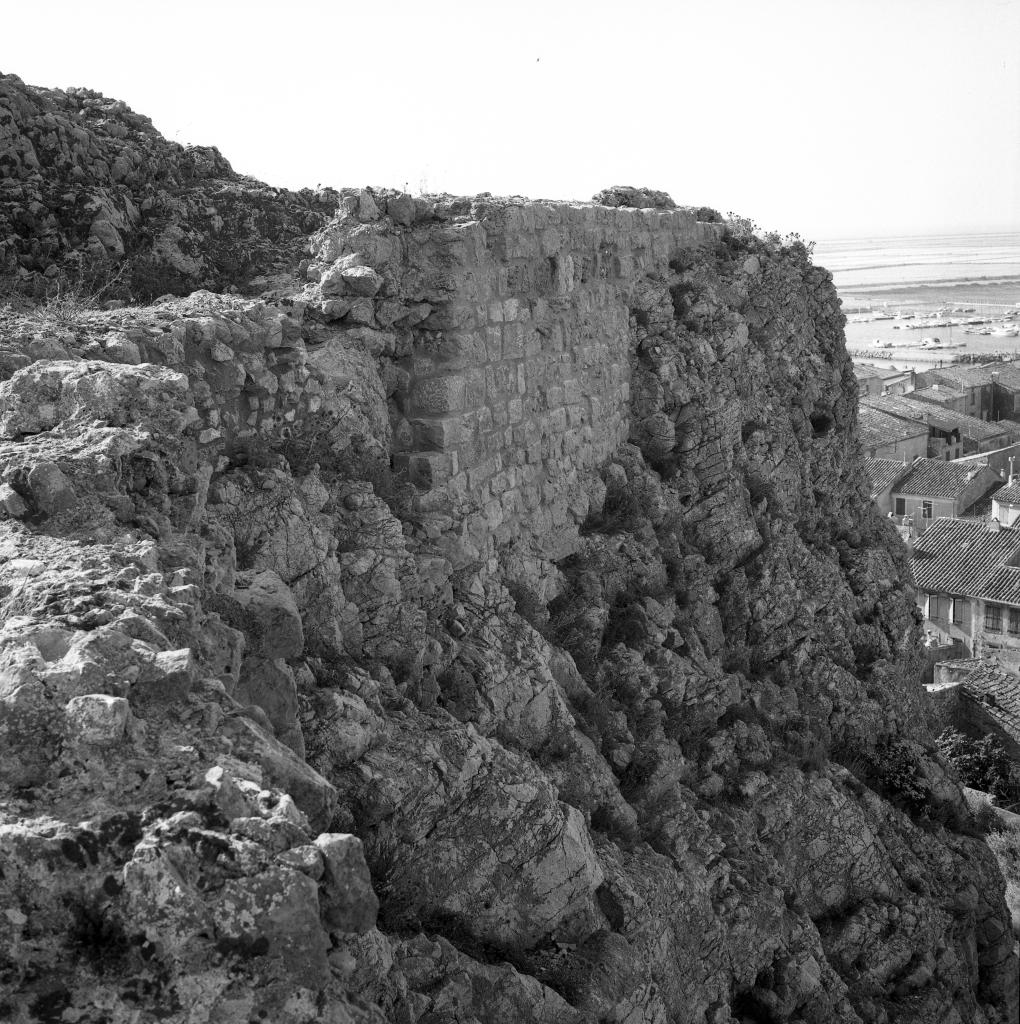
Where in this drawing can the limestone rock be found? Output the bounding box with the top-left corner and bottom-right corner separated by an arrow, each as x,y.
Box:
26,460 -> 76,513
0,72 -> 339,301
592,185 -> 676,209
314,833 -> 379,934
0,482 -> 28,517
0,82 -> 1014,1023
233,570 -> 305,659
0,359 -> 194,437
64,693 -> 130,744
233,655 -> 304,756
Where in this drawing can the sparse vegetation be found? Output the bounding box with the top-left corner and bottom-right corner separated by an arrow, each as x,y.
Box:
937,728 -> 1020,807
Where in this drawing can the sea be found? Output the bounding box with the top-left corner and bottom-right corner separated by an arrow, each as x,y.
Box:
811,231 -> 1020,370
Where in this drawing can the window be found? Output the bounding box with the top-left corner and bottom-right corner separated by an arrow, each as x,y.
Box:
1009,609 -> 1020,636
922,501 -> 933,519
985,605 -> 1003,631
894,498 -> 906,516
952,599 -> 964,625
970,392 -> 976,406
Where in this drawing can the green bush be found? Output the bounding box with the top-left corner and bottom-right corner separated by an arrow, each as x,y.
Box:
937,728 -> 1020,805
834,737 -> 930,816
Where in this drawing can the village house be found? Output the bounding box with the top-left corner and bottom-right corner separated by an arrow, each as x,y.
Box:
911,517 -> 1020,665
924,361 -> 1020,423
861,393 -> 1015,459
949,443 -> 1020,480
927,658 -> 1020,761
864,456 -> 908,509
853,363 -> 916,398
909,382 -> 969,415
881,367 -> 916,396
886,459 -> 1002,534
858,405 -> 929,461
854,365 -> 885,398
922,365 -> 996,421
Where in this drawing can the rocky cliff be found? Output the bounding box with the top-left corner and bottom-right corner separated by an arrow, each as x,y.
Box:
0,74 -> 1017,1024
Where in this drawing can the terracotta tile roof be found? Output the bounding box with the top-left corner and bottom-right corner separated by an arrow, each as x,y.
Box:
854,366 -> 883,383
858,405 -> 928,452
934,659 -> 1020,744
987,364 -> 1020,391
894,458 -> 995,500
864,457 -> 907,496
929,362 -> 1020,392
911,518 -> 1020,597
979,565 -> 1020,604
911,385 -> 968,406
992,485 -> 1020,506
927,366 -> 993,389
862,394 -> 1012,443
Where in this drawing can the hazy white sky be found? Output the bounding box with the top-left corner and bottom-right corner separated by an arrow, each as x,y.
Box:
5,0 -> 1020,239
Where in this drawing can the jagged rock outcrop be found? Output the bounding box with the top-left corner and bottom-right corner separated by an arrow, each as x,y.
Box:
0,75 -> 1017,1024
0,73 -> 337,301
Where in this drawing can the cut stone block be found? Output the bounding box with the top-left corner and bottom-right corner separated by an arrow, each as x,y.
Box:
432,331 -> 487,371
412,416 -> 462,451
502,323 -> 524,359
413,375 -> 466,415
406,452 -> 453,489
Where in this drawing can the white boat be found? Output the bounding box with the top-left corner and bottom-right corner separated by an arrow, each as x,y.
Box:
872,338 -> 892,348
991,326 -> 1019,338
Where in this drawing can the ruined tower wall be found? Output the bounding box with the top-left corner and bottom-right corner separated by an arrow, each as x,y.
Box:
370,200 -> 724,555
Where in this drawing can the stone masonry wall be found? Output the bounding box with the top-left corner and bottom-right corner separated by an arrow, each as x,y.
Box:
304,193 -> 723,559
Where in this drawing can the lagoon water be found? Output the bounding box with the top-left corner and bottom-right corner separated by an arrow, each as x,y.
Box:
814,231 -> 1020,304
812,231 -> 1020,369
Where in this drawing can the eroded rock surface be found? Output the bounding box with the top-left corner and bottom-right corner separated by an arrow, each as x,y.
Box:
0,75 -> 1016,1024
0,73 -> 336,301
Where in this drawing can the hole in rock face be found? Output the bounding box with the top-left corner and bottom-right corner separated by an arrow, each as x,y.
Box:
809,411 -> 833,437
741,420 -> 763,443
730,989 -> 779,1023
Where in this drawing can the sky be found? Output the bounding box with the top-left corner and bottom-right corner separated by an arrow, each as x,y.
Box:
4,0 -> 1020,240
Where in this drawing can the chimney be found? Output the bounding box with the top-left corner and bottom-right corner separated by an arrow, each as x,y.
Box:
988,516 -> 1002,533
1010,456 -> 1016,487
